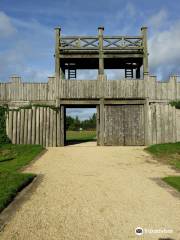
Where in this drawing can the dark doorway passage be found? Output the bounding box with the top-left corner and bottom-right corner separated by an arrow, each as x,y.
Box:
65,106 -> 98,145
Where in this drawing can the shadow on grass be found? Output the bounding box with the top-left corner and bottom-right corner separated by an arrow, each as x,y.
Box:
0,157 -> 15,163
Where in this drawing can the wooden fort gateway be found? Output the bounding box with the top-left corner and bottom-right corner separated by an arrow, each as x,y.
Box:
0,26 -> 180,147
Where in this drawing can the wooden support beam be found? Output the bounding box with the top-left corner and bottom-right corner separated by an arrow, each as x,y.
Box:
99,98 -> 105,145
55,27 -> 61,97
144,98 -> 150,145
60,104 -> 65,146
141,26 -> 149,76
96,105 -> 100,145
98,27 -> 104,75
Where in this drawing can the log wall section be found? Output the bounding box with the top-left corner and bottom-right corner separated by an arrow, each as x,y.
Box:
0,75 -> 180,101
1,74 -> 180,147
6,106 -> 61,147
148,103 -> 177,144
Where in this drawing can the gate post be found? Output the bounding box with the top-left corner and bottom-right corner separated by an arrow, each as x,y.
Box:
99,99 -> 105,146
98,26 -> 104,75
144,98 -> 150,145
96,105 -> 100,145
60,104 -> 65,146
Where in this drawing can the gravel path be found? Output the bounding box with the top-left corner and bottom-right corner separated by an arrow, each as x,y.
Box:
0,142 -> 180,239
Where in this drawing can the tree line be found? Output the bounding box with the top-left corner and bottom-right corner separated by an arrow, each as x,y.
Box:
66,113 -> 96,131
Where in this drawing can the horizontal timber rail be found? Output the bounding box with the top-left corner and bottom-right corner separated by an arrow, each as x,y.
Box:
60,36 -> 143,50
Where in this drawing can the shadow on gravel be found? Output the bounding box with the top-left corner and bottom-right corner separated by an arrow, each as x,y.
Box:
65,139 -> 96,146
159,238 -> 175,240
150,177 -> 180,199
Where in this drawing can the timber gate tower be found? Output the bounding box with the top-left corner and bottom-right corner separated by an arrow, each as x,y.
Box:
1,26 -> 180,146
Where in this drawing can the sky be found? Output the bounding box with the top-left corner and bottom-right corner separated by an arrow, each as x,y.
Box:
0,0 -> 180,119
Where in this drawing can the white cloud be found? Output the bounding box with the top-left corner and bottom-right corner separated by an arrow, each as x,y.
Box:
0,12 -> 54,81
0,11 -> 17,38
147,9 -> 168,29
149,20 -> 180,79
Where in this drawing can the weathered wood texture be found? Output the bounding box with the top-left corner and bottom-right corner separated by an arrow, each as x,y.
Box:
176,109 -> 180,142
0,77 -> 56,101
147,75 -> 180,100
1,75 -> 180,101
148,103 -> 177,144
6,106 -> 61,147
104,105 -> 145,146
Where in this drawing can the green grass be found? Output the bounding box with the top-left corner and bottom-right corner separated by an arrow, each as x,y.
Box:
146,142 -> 180,192
146,142 -> 180,169
66,130 -> 96,143
0,144 -> 43,212
163,176 -> 180,192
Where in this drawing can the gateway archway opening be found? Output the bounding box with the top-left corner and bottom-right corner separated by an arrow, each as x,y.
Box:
65,106 -> 99,145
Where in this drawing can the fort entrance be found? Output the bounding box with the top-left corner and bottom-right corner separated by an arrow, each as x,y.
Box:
0,26 -> 180,146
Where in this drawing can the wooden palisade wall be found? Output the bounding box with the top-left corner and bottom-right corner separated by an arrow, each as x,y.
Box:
0,75 -> 180,101
6,106 -> 62,147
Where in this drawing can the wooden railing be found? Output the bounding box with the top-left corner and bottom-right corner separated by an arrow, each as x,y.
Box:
61,37 -> 99,49
103,36 -> 143,49
60,36 -> 143,50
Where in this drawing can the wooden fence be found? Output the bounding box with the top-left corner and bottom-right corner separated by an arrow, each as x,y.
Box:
1,75 -> 180,101
148,103 -> 178,144
6,106 -> 62,147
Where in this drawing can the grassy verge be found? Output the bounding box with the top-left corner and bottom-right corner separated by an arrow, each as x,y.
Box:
146,142 -> 180,192
0,144 -> 43,212
163,176 -> 180,192
66,130 -> 96,144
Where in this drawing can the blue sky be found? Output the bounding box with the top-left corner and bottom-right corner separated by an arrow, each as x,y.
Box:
0,0 -> 180,118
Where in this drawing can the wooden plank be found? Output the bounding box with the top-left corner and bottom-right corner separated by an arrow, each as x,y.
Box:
99,99 -> 104,145
53,109 -> 57,147
16,110 -> 20,144
39,107 -> 43,145
49,108 -> 53,147
35,107 -> 40,144
27,109 -> 32,144
24,109 -> 28,144
60,105 -> 65,146
56,107 -> 61,146
12,111 -> 17,144
46,107 -> 50,147
32,107 -> 36,144
43,107 -> 47,146
156,103 -> 162,144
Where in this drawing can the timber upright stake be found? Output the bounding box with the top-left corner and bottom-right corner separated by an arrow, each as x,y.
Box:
141,26 -> 149,76
98,27 -> 105,145
55,27 -> 61,97
98,26 -> 104,75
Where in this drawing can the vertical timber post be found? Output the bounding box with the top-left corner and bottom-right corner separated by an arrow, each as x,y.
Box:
98,26 -> 104,75
98,26 -> 105,145
144,98 -> 150,145
60,105 -> 65,146
141,26 -> 149,76
55,27 -> 61,98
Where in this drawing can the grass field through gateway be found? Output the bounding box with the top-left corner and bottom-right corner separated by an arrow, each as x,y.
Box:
146,142 -> 180,192
66,130 -> 96,143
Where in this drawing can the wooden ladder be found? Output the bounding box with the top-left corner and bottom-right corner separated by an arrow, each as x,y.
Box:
68,68 -> 77,79
125,68 -> 133,79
